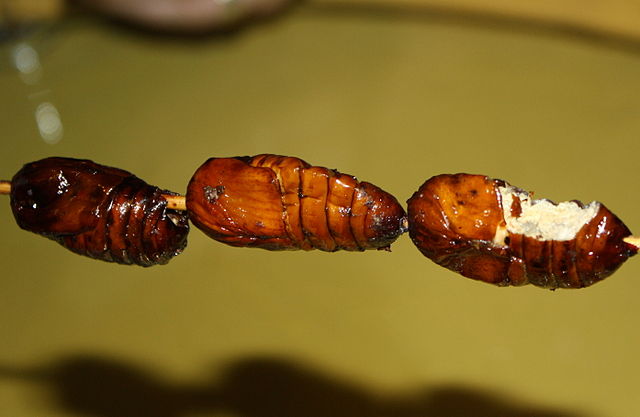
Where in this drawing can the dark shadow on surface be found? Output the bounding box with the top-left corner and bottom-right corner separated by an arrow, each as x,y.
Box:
304,1 -> 640,55
0,354 -> 586,417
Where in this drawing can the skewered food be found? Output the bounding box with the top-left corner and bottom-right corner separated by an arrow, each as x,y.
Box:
2,156 -> 638,290
9,157 -> 189,266
186,154 -> 407,251
407,174 -> 637,289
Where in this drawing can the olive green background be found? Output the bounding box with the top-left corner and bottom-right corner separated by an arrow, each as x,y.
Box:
1,4 -> 640,417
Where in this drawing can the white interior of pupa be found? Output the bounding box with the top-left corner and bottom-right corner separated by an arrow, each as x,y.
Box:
495,184 -> 600,242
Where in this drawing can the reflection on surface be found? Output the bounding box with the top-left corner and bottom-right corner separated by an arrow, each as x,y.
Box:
12,42 -> 42,80
0,354 -> 585,417
34,101 -> 64,143
8,39 -> 64,144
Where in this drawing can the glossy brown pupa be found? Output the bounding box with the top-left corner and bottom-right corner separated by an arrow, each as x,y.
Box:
407,173 -> 637,289
10,157 -> 189,266
186,154 -> 407,251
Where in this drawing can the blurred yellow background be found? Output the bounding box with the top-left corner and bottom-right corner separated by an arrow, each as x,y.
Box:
1,1 -> 640,416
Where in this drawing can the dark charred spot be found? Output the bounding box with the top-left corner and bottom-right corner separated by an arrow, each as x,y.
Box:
510,196 -> 522,217
204,185 -> 225,204
470,189 -> 478,196
457,200 -> 465,205
90,188 -> 104,200
558,259 -> 569,273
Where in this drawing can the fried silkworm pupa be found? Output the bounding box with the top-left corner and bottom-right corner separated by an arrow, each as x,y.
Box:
186,154 -> 407,251
407,174 -> 637,289
10,157 -> 189,266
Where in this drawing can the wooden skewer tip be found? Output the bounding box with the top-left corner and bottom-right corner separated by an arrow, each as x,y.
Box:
624,236 -> 640,249
0,180 -> 10,195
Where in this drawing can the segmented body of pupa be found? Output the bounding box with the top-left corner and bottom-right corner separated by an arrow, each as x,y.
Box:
186,154 -> 407,251
10,157 -> 189,266
407,173 -> 637,289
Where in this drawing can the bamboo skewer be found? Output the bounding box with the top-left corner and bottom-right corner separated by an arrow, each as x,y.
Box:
624,236 -> 640,250
0,180 -> 10,195
1,178 -> 639,248
0,179 -> 187,211
163,194 -> 187,211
